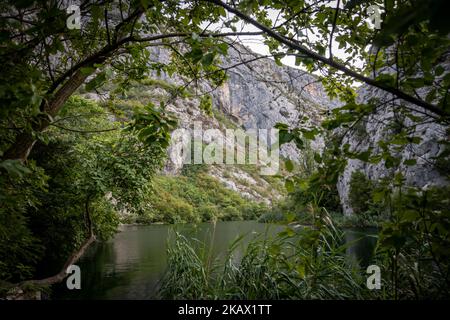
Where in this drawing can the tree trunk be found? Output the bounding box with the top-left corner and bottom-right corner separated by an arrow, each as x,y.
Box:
20,233 -> 96,287
2,69 -> 91,162
2,132 -> 37,161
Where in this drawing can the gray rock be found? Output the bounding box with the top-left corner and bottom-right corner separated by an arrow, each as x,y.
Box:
337,86 -> 448,215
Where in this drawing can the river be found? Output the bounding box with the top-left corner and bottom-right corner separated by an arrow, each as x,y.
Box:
52,221 -> 376,299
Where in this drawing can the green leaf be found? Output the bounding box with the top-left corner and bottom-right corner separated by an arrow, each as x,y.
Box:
285,179 -> 295,193
435,65 -> 445,76
344,0 -> 369,10
375,74 -> 396,87
201,52 -> 215,67
285,159 -> 294,172
80,67 -> 96,75
285,212 -> 296,223
218,6 -> 227,17
186,47 -> 203,64
274,122 -> 289,130
296,264 -> 305,279
301,128 -> 319,140
293,136 -> 304,149
279,130 -> 294,145
278,227 -> 295,237
217,43 -> 228,55
372,190 -> 385,203
354,149 -> 371,162
0,160 -> 32,177
403,159 -> 417,166
401,210 -> 419,222
85,72 -> 107,91
426,89 -> 437,103
275,59 -> 282,67
313,153 -> 322,163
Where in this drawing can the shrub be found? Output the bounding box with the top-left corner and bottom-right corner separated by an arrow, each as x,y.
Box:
159,218 -> 368,299
348,171 -> 385,220
141,171 -> 268,224
241,203 -> 267,220
221,206 -> 241,221
349,171 -> 376,215
199,95 -> 213,116
196,204 -> 220,221
258,211 -> 286,223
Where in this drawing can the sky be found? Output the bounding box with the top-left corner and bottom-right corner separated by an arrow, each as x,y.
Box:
201,3 -> 369,77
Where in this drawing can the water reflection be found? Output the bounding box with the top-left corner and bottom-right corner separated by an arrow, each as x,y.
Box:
345,228 -> 378,268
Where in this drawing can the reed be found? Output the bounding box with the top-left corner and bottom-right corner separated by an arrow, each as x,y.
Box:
159,217 -> 370,299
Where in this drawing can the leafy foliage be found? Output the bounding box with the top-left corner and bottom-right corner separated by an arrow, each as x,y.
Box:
132,166 -> 268,224
1,0 -> 450,300
374,182 -> 450,299
349,171 -> 381,216
0,96 -> 170,282
160,215 -> 367,299
0,161 -> 47,281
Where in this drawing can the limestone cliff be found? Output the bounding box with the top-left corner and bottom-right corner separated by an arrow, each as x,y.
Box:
105,43 -> 448,214
148,44 -> 335,204
337,85 -> 449,215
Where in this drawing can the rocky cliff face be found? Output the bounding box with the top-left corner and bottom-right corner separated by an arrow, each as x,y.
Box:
98,43 -> 448,214
209,46 -> 340,158
337,86 -> 449,215
151,44 -> 335,162
146,44 -> 337,204
147,43 -> 449,213
211,47 -> 335,129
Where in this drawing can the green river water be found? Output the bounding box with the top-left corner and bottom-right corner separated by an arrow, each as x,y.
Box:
52,221 -> 376,299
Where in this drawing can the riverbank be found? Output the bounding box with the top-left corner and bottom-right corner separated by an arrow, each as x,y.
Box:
120,173 -> 269,225
257,210 -> 385,229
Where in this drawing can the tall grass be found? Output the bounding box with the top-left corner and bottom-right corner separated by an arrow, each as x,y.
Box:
159,216 -> 372,299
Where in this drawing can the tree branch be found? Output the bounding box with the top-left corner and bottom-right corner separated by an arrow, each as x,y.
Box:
204,0 -> 448,117
17,197 -> 96,288
329,0 -> 340,61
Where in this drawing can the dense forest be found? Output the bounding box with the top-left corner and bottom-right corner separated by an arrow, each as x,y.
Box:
0,0 -> 449,300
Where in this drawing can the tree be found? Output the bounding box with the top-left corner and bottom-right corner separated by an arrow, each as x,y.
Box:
0,95 -> 174,283
1,0 -> 449,296
1,0 -> 449,163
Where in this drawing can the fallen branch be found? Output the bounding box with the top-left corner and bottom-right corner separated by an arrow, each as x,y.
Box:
18,197 -> 96,288
18,233 -> 96,287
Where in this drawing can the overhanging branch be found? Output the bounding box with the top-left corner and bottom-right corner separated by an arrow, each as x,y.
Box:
204,0 -> 448,118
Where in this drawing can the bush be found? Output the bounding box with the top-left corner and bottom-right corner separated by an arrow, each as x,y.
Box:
241,203 -> 267,220
147,189 -> 198,224
0,161 -> 47,281
196,204 -> 220,221
221,206 -> 241,221
159,220 -> 368,299
349,171 -> 375,215
348,171 -> 384,219
258,211 -> 286,223
141,171 -> 268,224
